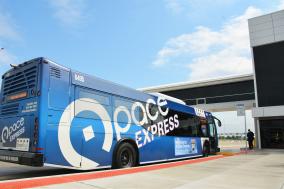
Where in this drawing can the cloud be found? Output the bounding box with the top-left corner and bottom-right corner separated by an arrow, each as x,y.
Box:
165,0 -> 185,14
153,6 -> 263,80
278,0 -> 284,9
187,49 -> 252,80
48,0 -> 88,27
153,26 -> 221,66
165,0 -> 235,15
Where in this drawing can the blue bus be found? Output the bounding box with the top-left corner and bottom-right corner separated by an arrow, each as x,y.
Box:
0,57 -> 221,170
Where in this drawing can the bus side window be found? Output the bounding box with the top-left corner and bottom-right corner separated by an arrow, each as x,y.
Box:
200,125 -> 207,137
79,90 -> 110,105
188,116 -> 200,137
197,119 -> 208,137
149,104 -> 163,124
133,102 -> 150,127
113,97 -> 134,124
166,110 -> 200,137
75,88 -> 112,120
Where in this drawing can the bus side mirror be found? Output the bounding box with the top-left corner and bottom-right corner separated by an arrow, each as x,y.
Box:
213,116 -> 222,127
217,120 -> 222,127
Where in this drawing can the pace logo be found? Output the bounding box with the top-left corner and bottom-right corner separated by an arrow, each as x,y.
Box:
58,98 -> 112,170
58,97 -> 180,169
1,117 -> 25,143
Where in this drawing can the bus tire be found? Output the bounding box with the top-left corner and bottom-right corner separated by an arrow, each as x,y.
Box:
113,142 -> 137,169
203,142 -> 210,157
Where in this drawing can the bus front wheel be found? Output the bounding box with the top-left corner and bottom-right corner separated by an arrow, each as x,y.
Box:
114,142 -> 137,169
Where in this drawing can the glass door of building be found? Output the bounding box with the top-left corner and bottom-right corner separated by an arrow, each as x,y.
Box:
260,119 -> 284,149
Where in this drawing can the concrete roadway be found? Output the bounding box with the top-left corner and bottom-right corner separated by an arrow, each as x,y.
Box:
34,149 -> 284,189
0,149 -> 284,188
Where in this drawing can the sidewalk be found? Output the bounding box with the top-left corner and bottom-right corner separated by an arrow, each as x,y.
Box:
43,150 -> 284,189
1,149 -> 284,189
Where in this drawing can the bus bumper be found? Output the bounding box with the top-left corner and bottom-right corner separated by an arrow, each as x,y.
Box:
0,150 -> 43,166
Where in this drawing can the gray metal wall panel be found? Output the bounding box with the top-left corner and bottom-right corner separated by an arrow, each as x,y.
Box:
249,10 -> 284,47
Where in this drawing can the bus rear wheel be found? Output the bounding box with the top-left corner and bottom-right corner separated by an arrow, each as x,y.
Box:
114,142 -> 137,169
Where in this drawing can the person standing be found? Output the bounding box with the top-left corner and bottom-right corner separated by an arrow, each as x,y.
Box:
247,129 -> 255,149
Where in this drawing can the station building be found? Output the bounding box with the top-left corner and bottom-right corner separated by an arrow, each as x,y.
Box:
141,9 -> 284,149
249,10 -> 284,149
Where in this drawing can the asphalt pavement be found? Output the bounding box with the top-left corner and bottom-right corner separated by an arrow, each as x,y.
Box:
0,161 -> 78,181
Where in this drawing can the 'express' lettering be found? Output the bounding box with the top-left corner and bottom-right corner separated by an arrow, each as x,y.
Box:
111,96 -> 180,148
135,114 -> 179,148
114,97 -> 169,140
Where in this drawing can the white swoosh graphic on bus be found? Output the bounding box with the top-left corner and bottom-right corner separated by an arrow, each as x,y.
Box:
58,98 -> 113,170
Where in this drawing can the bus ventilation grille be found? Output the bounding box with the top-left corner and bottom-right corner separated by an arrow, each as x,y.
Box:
1,103 -> 19,115
3,66 -> 37,96
50,66 -> 61,78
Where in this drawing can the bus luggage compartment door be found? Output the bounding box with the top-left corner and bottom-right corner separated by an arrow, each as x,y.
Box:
0,116 -> 34,152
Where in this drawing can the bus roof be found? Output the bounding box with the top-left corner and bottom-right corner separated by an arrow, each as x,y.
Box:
4,57 -> 211,117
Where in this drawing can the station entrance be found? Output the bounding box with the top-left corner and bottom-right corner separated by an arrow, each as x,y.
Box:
260,119 -> 284,149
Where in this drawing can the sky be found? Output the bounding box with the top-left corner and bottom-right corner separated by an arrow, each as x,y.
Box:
0,0 -> 283,133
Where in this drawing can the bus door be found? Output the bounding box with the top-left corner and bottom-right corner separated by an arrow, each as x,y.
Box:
74,86 -> 113,169
208,123 -> 218,153
45,65 -> 81,167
